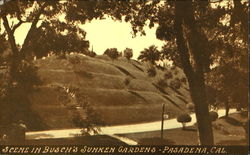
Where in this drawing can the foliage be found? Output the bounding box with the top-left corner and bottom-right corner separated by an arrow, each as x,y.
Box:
123,48 -> 133,60
156,79 -> 168,89
169,78 -> 182,90
57,85 -> 104,135
177,113 -> 192,130
74,91 -> 104,135
180,77 -> 187,84
160,42 -> 181,67
138,45 -> 160,65
103,48 -> 119,60
0,34 -> 8,56
209,111 -> 218,122
30,20 -> 89,58
124,77 -> 131,86
0,0 -> 89,129
146,65 -> 156,77
205,85 -> 217,106
68,56 -> 81,65
15,60 -> 42,90
164,71 -> 173,79
205,6 -> 248,113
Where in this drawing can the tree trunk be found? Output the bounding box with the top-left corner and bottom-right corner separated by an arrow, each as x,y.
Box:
1,16 -> 20,87
225,100 -> 229,117
188,74 -> 214,145
174,1 -> 214,145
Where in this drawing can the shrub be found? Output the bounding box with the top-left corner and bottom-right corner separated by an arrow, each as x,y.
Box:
177,113 -> 192,130
16,61 -> 42,90
164,71 -> 173,79
103,48 -> 119,60
180,77 -> 187,84
209,111 -> 219,121
170,80 -> 181,90
174,69 -> 179,75
156,65 -> 165,71
156,79 -> 168,88
124,77 -> 131,86
147,66 -> 156,77
123,48 -> 133,60
170,65 -> 177,71
186,103 -> 195,112
68,56 -> 81,64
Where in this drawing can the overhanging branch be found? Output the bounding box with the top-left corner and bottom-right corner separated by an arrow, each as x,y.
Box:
11,19 -> 23,33
20,1 -> 49,57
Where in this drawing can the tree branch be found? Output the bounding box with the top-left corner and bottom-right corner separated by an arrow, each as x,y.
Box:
20,1 -> 49,58
1,16 -> 19,56
11,19 -> 23,33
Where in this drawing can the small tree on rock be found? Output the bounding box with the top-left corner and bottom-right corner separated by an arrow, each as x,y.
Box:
177,113 -> 192,130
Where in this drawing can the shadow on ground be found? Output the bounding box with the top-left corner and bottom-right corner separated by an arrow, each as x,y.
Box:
216,139 -> 248,145
138,137 -> 175,145
1,135 -> 128,145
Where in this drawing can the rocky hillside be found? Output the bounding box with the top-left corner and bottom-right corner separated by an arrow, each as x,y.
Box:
27,54 -> 191,130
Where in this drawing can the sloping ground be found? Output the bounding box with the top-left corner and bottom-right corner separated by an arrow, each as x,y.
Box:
27,54 -> 192,130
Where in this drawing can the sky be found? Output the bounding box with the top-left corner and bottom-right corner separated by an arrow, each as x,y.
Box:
81,18 -> 165,59
10,17 -> 165,59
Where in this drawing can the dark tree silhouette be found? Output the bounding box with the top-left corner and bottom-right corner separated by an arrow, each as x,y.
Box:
138,45 -> 160,65
123,48 -> 133,60
103,48 -> 119,60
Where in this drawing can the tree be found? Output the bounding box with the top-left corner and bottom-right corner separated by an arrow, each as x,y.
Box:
173,1 -> 215,144
153,0 -> 246,144
209,111 -> 218,122
205,0 -> 248,117
0,0 -> 90,78
177,113 -> 192,130
138,45 -> 160,65
123,48 -> 133,60
103,48 -> 119,60
0,0 -> 90,131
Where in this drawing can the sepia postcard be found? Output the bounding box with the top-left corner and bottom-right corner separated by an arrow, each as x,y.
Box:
0,0 -> 249,154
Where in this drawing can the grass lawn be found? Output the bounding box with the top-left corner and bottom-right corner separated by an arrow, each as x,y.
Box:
117,113 -> 248,145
